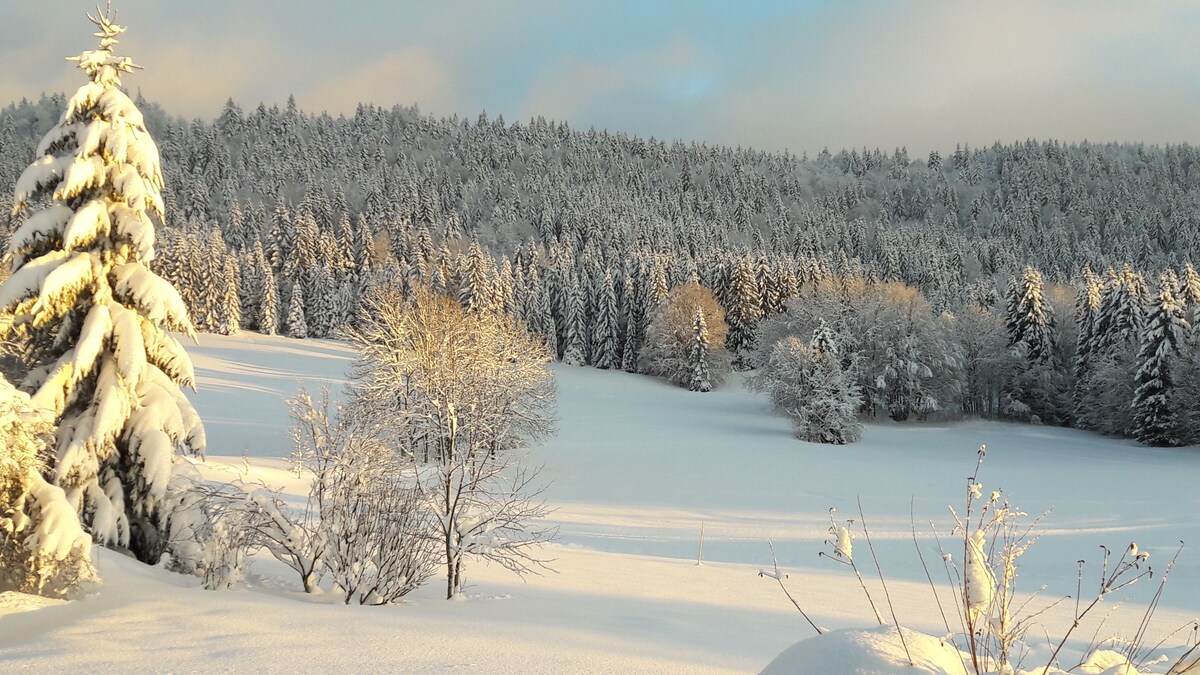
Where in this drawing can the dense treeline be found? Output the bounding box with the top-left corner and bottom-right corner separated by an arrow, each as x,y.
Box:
2,93 -> 1199,445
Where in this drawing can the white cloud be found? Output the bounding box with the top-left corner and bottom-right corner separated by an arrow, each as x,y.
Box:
693,2 -> 1200,154
301,47 -> 459,116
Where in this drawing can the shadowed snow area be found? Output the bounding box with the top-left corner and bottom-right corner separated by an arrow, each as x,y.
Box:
543,361 -> 1200,616
186,333 -> 355,458
3,332 -> 1197,673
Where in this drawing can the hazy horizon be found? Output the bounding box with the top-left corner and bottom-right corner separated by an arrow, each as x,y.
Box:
3,1 -> 1200,156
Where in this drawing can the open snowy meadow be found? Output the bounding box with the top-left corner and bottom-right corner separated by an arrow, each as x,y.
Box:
2,332 -> 1196,673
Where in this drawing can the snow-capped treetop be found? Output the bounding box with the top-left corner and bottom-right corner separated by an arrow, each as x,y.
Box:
11,10 -> 165,267
66,5 -> 139,88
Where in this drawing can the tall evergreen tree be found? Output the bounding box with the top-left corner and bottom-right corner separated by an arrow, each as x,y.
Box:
0,9 -> 204,562
1072,265 -> 1103,381
458,240 -> 490,313
688,307 -> 713,392
560,273 -> 586,366
620,274 -> 641,373
287,283 -> 308,338
259,262 -> 278,335
591,270 -> 618,369
1093,266 -> 1147,356
1004,266 -> 1056,364
725,257 -> 763,368
1179,262 -> 1200,326
214,256 -> 241,335
1130,275 -> 1187,446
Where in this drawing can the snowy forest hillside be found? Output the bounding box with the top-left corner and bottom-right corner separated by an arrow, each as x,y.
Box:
3,93 -> 1200,289
4,94 -> 1200,446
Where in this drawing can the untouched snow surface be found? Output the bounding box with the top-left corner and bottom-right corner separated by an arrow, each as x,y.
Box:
761,626 -> 970,675
3,332 -> 1198,673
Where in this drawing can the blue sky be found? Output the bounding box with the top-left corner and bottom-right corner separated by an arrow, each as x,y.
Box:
3,1 -> 1200,155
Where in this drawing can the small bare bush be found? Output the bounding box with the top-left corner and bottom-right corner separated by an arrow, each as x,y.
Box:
172,389 -> 437,603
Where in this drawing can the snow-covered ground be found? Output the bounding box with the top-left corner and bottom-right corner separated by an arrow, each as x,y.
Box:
2,332 -> 1197,673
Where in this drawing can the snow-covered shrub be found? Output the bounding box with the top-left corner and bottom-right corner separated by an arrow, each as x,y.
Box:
239,484 -> 321,593
751,332 -> 863,444
639,282 -> 732,391
0,8 -> 204,563
163,475 -> 321,594
0,377 -> 95,597
159,475 -> 263,591
165,391 -> 437,601
290,389 -> 436,604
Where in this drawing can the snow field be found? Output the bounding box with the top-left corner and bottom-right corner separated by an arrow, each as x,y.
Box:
3,331 -> 1197,673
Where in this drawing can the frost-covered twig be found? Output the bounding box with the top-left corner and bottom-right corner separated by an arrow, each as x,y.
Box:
759,538 -> 823,635
1128,540 -> 1183,668
912,503 -> 957,639
1165,625 -> 1200,675
821,507 -> 883,625
1041,543 -> 1152,675
858,497 -> 912,666
931,521 -> 970,646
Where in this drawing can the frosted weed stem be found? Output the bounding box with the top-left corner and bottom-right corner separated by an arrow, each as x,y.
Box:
858,496 -> 913,667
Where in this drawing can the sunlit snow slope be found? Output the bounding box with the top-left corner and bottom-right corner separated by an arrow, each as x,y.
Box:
1,332 -> 1195,673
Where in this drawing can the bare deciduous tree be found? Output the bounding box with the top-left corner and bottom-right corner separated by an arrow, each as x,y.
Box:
345,286 -> 556,599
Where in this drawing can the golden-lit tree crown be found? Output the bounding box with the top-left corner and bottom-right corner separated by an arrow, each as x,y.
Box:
65,3 -> 139,86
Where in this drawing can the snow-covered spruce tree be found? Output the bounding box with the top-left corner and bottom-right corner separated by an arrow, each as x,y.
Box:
1173,330 -> 1200,445
591,269 -> 618,370
620,274 -> 641,373
1130,275 -> 1187,447
213,256 -> 240,335
1002,268 -> 1071,425
560,272 -> 586,366
259,262 -> 278,335
1004,267 -> 1056,364
808,317 -> 838,355
688,307 -> 713,393
0,9 -> 204,563
1072,266 -> 1103,405
286,282 -> 307,338
1180,263 -> 1200,326
640,282 -> 732,390
1075,268 -> 1146,435
0,375 -> 95,597
1091,265 -> 1147,357
725,257 -> 763,369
